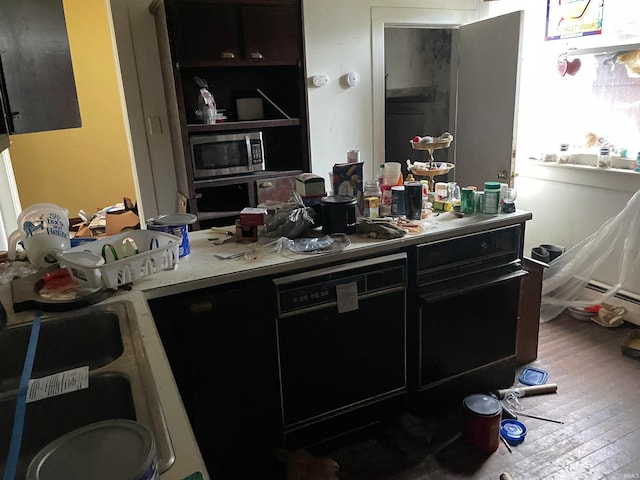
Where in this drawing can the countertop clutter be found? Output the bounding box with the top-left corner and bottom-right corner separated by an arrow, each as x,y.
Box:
1,209 -> 531,479
134,210 -> 532,298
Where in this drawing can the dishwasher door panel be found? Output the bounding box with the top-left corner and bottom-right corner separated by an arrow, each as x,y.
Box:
278,290 -> 406,427
274,253 -> 408,431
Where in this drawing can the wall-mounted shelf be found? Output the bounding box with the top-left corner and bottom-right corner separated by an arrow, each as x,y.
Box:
567,42 -> 640,57
187,118 -> 301,134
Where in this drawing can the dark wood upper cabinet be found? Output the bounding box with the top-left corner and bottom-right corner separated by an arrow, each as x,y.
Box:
0,0 -> 81,134
241,5 -> 301,64
170,3 -> 240,65
166,0 -> 301,67
151,0 -> 307,230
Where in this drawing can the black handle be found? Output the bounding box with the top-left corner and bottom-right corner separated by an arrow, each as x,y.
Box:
0,300 -> 7,330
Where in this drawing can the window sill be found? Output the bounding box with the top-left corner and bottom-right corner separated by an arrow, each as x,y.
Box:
518,160 -> 640,193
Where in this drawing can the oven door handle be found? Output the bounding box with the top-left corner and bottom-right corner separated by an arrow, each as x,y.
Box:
419,269 -> 528,303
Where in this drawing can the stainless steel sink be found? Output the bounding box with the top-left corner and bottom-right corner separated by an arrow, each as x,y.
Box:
0,301 -> 174,478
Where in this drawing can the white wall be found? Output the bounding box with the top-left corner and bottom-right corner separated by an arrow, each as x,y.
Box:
109,0 -> 180,219
301,0 -> 477,185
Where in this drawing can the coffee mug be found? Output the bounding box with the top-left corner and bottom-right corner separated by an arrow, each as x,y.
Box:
7,203 -> 71,268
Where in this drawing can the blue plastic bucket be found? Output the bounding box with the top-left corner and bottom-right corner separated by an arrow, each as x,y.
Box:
146,213 -> 197,258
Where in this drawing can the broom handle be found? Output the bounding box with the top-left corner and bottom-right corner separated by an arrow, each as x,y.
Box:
496,383 -> 558,399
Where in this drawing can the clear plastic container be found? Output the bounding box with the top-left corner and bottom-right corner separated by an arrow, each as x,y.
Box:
557,144 -> 570,164
435,182 -> 448,200
597,146 -> 611,168
363,180 -> 381,199
377,164 -> 387,187
363,181 -> 382,218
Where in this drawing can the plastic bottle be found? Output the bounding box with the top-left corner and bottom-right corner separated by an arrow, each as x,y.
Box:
363,180 -> 382,219
483,182 -> 501,214
377,164 -> 387,187
380,185 -> 393,217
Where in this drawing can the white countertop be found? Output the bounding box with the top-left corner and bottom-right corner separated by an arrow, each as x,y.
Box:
136,210 -> 532,299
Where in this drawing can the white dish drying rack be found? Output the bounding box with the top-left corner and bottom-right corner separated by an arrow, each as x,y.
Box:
58,230 -> 180,289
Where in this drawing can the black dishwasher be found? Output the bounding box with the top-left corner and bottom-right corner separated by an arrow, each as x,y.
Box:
408,224 -> 528,408
274,252 -> 407,448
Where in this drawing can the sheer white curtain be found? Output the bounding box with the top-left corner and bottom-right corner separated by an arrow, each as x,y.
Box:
0,149 -> 21,251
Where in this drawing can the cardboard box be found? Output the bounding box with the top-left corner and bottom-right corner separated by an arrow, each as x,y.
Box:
105,210 -> 140,235
332,161 -> 364,216
239,207 -> 268,226
296,173 -> 326,197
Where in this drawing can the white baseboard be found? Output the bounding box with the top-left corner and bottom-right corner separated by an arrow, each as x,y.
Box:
586,281 -> 640,327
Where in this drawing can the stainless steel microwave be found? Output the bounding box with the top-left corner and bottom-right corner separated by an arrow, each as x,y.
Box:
190,131 -> 265,179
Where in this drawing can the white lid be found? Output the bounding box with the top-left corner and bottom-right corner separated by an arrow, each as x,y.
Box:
27,420 -> 156,480
147,213 -> 197,226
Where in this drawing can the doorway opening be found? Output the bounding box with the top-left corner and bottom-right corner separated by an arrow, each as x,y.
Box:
384,27 -> 455,182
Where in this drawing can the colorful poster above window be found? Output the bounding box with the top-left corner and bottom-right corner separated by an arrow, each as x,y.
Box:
545,0 -> 604,41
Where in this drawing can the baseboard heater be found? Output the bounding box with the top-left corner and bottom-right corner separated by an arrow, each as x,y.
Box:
587,280 -> 640,326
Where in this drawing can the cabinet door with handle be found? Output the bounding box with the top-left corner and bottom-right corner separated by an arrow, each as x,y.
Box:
241,6 -> 301,65
256,175 -> 296,205
167,2 -> 240,65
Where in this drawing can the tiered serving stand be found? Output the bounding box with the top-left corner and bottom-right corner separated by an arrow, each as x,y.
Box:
408,138 -> 454,191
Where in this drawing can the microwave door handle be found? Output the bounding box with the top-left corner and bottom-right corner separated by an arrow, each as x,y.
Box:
245,135 -> 252,168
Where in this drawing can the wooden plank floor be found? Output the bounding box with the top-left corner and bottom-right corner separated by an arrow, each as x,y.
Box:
318,312 -> 640,480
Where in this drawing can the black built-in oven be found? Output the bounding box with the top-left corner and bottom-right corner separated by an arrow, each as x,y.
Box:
408,224 -> 527,409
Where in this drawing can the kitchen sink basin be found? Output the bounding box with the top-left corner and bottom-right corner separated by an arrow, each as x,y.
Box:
0,310 -> 123,393
0,301 -> 174,478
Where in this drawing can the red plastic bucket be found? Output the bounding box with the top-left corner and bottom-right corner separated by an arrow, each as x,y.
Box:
462,394 -> 502,453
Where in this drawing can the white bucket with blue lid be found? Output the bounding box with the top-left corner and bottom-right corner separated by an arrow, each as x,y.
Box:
146,213 -> 197,258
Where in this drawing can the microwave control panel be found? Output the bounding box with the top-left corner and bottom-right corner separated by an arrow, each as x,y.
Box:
250,139 -> 264,164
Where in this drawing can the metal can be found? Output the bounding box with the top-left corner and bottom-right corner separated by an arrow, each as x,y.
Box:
347,149 -> 360,163
461,188 -> 476,214
391,186 -> 406,216
462,394 -> 502,453
404,182 -> 423,220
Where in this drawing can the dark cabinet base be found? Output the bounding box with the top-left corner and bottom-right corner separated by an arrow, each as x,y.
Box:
148,223 -> 530,477
148,279 -> 283,479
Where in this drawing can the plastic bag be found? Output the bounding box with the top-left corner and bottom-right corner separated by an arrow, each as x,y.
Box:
540,187 -> 640,321
261,192 -> 316,239
264,234 -> 350,254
